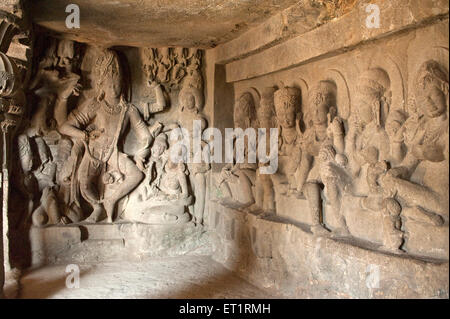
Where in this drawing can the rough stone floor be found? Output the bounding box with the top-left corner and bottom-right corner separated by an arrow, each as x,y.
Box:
18,256 -> 276,299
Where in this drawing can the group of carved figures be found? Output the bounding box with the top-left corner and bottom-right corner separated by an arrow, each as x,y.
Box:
142,47 -> 203,90
13,38 -> 210,228
219,60 -> 449,252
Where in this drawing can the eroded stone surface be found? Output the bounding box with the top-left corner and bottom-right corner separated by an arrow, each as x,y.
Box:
210,203 -> 449,298
207,3 -> 448,298
30,0 -> 301,48
223,0 -> 449,81
11,38 -> 211,232
26,223 -> 211,267
212,17 -> 449,259
2,0 -> 449,300
19,256 -> 277,299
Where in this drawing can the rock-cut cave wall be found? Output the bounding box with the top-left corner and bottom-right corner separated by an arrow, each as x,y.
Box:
207,0 -> 449,298
1,0 -> 449,299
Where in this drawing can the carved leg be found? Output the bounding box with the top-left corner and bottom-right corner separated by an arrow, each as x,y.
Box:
103,155 -> 145,223
382,215 -> 403,252
193,173 -> 206,225
79,155 -> 103,222
42,188 -> 61,224
103,201 -> 115,224
235,170 -> 255,206
65,203 -> 83,223
295,154 -> 312,195
54,93 -> 69,129
15,194 -> 35,230
380,198 -> 403,251
85,204 -> 105,223
29,98 -> 50,135
256,174 -> 276,218
263,174 -> 275,212
218,181 -> 232,203
323,177 -> 349,234
25,196 -> 35,226
31,205 -> 48,227
382,213 -> 403,252
304,182 -> 329,235
403,206 -> 444,226
64,141 -> 84,219
324,178 -> 339,206
250,171 -> 264,212
382,174 -> 446,218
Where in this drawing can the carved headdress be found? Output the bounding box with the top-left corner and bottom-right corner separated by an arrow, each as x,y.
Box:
274,83 -> 300,117
357,68 -> 391,127
414,60 -> 449,95
305,80 -> 337,126
91,49 -> 130,104
308,81 -> 337,108
93,49 -> 121,88
358,68 -> 391,100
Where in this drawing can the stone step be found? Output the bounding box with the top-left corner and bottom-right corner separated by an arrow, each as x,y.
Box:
29,222 -> 212,267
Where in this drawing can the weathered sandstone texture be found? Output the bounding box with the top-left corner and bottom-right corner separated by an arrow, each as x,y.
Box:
19,256 -> 276,299
1,0 -> 448,299
210,203 -> 448,298
206,0 -> 449,298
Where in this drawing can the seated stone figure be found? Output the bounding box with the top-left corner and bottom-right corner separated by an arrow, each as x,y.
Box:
295,81 -> 346,235
346,69 -> 397,181
122,132 -> 168,211
140,132 -> 169,201
273,85 -> 302,192
219,90 -> 258,207
129,148 -> 193,225
379,60 -> 449,226
164,84 -> 210,225
59,49 -> 152,223
343,68 -> 407,249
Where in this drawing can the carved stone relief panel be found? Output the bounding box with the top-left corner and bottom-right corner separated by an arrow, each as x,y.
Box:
11,37 -> 209,231
141,47 -> 203,92
218,21 -> 449,260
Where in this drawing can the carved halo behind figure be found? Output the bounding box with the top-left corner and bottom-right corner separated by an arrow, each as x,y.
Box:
368,53 -> 406,114
234,87 -> 260,129
179,85 -> 203,112
326,69 -> 351,121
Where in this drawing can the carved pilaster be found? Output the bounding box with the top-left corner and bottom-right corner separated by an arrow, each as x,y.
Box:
0,11 -> 24,298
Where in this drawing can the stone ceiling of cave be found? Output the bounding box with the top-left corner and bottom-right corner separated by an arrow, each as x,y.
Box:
29,0 -> 301,48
